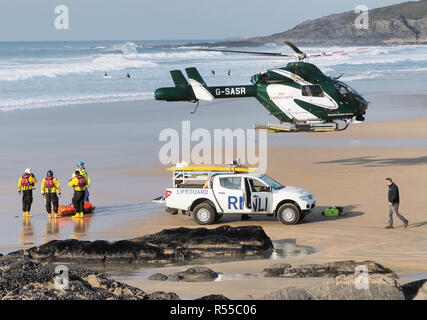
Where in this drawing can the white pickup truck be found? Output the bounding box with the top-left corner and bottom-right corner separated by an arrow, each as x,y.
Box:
154,165 -> 316,225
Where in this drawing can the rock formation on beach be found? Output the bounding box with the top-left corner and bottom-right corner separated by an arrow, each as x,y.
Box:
196,294 -> 230,300
149,267 -> 219,282
197,0 -> 427,47
400,279 -> 427,300
0,255 -> 179,300
263,260 -> 396,278
149,273 -> 168,281
168,267 -> 219,282
262,261 -> 426,300
262,273 -> 406,300
7,225 -> 273,264
3,226 -> 425,300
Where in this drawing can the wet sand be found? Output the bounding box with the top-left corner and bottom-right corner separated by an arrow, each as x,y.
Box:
1,94 -> 427,298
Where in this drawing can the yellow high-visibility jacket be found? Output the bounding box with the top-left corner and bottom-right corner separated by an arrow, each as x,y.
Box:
71,168 -> 90,187
68,176 -> 87,191
18,174 -> 37,191
41,177 -> 61,194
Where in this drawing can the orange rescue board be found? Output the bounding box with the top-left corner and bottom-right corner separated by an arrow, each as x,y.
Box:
55,202 -> 96,217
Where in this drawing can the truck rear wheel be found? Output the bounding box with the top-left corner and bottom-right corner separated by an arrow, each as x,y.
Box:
193,203 -> 216,225
277,203 -> 300,225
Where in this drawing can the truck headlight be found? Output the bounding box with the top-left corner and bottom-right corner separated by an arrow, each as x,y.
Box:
299,195 -> 311,201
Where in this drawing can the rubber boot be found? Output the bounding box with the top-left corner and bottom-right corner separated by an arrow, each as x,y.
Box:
48,213 -> 52,218
26,211 -> 33,217
23,211 -> 27,217
72,212 -> 80,218
54,213 -> 59,218
80,212 -> 84,218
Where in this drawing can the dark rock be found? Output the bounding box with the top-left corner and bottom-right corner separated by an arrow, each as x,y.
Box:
306,273 -> 404,300
0,255 -> 179,300
414,282 -> 427,300
196,294 -> 230,300
8,226 -> 273,265
400,279 -> 427,300
149,273 -> 168,281
263,260 -> 395,278
8,239 -> 169,264
168,267 -> 218,282
147,291 -> 180,300
136,225 -> 273,257
262,287 -> 315,300
263,273 -> 405,300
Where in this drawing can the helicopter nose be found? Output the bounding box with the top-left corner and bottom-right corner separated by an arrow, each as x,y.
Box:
355,95 -> 368,111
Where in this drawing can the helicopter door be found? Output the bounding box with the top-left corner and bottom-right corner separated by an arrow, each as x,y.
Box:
245,178 -> 273,214
300,84 -> 336,109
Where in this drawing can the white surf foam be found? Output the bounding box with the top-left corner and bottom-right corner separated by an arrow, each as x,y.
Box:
0,92 -> 154,111
0,55 -> 157,81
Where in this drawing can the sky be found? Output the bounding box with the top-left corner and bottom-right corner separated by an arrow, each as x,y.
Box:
0,0 -> 411,41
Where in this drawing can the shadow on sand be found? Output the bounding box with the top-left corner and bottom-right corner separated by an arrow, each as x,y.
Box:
407,221 -> 427,229
210,205 -> 365,225
315,156 -> 427,167
95,203 -> 159,216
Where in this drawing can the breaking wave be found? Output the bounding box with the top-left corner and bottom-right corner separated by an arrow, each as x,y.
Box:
0,55 -> 157,81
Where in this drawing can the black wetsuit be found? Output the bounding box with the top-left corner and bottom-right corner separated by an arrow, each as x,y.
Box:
22,190 -> 33,212
73,191 -> 85,213
45,193 -> 59,214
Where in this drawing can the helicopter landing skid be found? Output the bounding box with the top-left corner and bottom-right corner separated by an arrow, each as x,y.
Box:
254,120 -> 351,133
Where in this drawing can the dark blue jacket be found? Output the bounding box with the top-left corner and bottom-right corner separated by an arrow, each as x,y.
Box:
388,183 -> 400,204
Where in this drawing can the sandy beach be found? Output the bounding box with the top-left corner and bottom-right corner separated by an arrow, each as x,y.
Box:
1,92 -> 427,299
115,143 -> 427,299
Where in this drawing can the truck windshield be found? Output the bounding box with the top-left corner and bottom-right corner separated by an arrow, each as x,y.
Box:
259,175 -> 284,190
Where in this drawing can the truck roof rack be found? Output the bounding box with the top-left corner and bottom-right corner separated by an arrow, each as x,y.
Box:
166,164 -> 257,173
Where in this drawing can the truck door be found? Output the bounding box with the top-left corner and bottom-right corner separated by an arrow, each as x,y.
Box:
245,177 -> 273,213
214,176 -> 245,214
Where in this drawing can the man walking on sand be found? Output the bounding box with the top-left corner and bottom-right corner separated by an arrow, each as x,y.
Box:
385,178 -> 408,229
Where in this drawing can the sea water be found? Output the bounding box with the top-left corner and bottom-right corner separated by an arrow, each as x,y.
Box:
0,41 -> 426,111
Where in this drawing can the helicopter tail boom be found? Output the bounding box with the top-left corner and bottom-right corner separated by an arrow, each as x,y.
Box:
155,67 -> 257,103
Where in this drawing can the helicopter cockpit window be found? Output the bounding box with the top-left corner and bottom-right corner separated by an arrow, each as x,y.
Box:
335,84 -> 352,103
301,85 -> 325,97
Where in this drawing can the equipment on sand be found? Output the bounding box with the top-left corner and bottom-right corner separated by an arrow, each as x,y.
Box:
55,202 -> 95,217
322,206 -> 343,217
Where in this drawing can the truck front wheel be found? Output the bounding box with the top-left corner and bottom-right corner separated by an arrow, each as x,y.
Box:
193,203 -> 216,225
277,203 -> 300,225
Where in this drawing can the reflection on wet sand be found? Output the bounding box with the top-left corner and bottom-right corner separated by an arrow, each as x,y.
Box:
19,217 -> 34,246
72,216 -> 92,240
19,214 -> 94,246
2,203 -> 159,253
45,217 -> 59,236
42,217 -> 73,243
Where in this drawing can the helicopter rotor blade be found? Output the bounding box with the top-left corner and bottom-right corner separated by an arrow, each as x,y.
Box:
196,48 -> 296,58
283,41 -> 304,55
